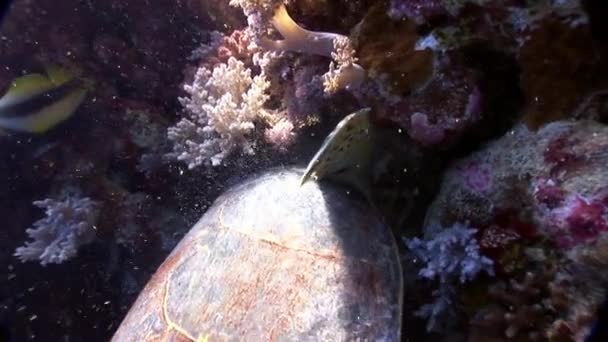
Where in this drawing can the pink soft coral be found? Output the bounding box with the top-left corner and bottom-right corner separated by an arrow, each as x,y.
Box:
548,192 -> 608,248
264,118 -> 295,150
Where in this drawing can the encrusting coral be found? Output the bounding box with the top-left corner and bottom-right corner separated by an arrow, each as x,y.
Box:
352,2 -> 435,97
14,190 -> 100,266
423,119 -> 608,249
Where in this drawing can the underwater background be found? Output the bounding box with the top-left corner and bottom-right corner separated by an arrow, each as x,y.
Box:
1,0 -> 607,341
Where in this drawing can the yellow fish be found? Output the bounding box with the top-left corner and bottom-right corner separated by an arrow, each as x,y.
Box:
0,66 -> 88,134
300,107 -> 373,200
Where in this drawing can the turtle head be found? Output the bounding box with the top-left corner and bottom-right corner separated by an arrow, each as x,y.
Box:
300,107 -> 373,200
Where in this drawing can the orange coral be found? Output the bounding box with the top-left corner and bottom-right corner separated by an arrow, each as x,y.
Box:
351,3 -> 435,96
519,17 -> 608,130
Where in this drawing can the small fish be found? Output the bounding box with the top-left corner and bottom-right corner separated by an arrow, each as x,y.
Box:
300,107 -> 373,199
0,65 -> 89,134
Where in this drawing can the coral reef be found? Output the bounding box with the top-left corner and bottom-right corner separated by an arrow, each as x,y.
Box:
424,120 -> 608,249
282,60 -> 326,124
469,267 -> 556,341
406,222 -> 494,331
322,35 -> 365,94
348,3 -> 486,149
1,0 -> 608,340
188,30 -> 252,69
353,2 -> 435,97
393,55 -> 481,147
547,234 -> 608,341
518,16 -> 607,130
422,119 -> 608,340
263,117 -> 295,149
14,191 -> 100,266
468,234 -> 608,341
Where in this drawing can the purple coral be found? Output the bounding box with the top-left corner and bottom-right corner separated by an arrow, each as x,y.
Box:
390,56 -> 482,148
460,161 -> 492,193
408,222 -> 494,284
287,66 -> 325,122
406,222 -> 494,331
409,112 -> 446,146
388,0 -> 447,24
14,193 -> 100,266
546,192 -> 608,248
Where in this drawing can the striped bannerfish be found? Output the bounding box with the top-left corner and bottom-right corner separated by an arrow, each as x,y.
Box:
0,65 -> 89,134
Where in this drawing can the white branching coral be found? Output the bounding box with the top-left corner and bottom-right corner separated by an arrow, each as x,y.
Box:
229,0 -> 286,48
331,36 -> 357,66
168,57 -> 271,168
14,193 -> 100,266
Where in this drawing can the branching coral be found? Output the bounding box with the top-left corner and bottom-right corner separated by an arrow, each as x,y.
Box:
547,234 -> 608,341
228,0 -> 286,49
322,36 -> 366,94
14,192 -> 100,266
189,30 -> 254,71
406,222 -> 494,331
469,269 -> 555,340
263,117 -> 295,149
285,62 -> 326,123
168,57 -> 271,168
177,2 -> 368,160
469,233 -> 608,341
187,31 -> 225,62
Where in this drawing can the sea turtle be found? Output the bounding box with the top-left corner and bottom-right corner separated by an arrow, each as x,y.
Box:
112,108 -> 404,341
